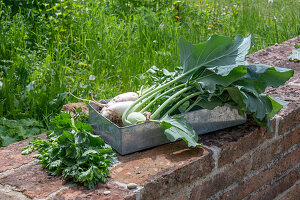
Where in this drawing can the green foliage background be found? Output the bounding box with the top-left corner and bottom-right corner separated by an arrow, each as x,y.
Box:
0,0 -> 299,146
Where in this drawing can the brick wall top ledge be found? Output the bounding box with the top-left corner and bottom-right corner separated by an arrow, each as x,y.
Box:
0,36 -> 299,200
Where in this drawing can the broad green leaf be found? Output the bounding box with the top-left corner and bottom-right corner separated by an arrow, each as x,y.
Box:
198,65 -> 247,93
0,135 -> 19,147
19,118 -> 43,127
179,35 -> 251,73
227,86 -> 273,120
160,115 -> 199,147
241,92 -> 273,120
78,167 -> 93,182
267,96 -> 288,118
237,64 -> 294,94
196,96 -> 223,110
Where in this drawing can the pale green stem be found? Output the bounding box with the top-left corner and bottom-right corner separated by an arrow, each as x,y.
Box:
151,86 -> 193,119
162,92 -> 201,118
122,77 -> 183,124
122,64 -> 218,124
140,83 -> 186,113
139,85 -> 155,96
185,97 -> 202,113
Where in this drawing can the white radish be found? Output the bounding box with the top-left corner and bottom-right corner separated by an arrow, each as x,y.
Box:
110,92 -> 139,103
101,101 -> 135,121
68,90 -> 139,126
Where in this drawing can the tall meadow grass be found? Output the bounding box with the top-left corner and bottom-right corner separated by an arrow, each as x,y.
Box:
0,0 -> 299,122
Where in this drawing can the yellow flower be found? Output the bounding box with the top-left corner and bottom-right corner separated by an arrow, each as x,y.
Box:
196,4 -> 199,7
175,16 -> 180,19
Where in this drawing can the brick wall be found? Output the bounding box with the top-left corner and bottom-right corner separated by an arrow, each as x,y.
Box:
0,36 -> 299,200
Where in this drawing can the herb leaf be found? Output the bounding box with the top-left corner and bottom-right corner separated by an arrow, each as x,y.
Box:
22,113 -> 115,189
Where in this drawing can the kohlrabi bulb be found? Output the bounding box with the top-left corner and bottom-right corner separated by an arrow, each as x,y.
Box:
126,112 -> 146,125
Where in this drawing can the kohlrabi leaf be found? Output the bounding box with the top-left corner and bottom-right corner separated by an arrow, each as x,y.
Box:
196,96 -> 223,110
236,64 -> 294,94
267,96 -> 288,118
179,35 -> 251,73
226,85 -> 288,130
160,115 -> 199,147
197,65 -> 247,93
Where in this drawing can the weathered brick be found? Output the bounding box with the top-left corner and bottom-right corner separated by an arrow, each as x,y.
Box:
250,169 -> 299,200
217,126 -> 273,167
252,138 -> 283,170
139,146 -> 214,200
174,194 -> 188,200
0,185 -> 31,200
292,128 -> 300,144
252,128 -> 300,170
0,137 -> 39,173
282,128 -> 300,151
0,164 -> 66,199
277,146 -> 300,175
111,140 -> 214,183
190,156 -> 251,200
52,182 -> 135,200
278,105 -> 300,135
221,166 -> 277,200
277,183 -> 300,200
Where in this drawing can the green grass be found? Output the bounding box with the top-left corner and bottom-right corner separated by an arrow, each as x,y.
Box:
0,0 -> 299,129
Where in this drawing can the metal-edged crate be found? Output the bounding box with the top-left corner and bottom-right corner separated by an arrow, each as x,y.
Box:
89,102 -> 246,155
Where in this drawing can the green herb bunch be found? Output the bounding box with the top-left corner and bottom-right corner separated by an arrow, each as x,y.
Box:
22,113 -> 115,189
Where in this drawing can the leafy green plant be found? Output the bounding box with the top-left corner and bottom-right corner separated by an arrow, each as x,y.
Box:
0,118 -> 45,147
22,113 -> 115,189
0,0 -> 299,147
122,35 -> 294,147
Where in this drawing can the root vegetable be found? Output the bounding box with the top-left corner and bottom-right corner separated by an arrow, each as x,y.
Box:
68,90 -> 139,126
111,92 -> 139,103
125,112 -> 146,126
101,101 -> 135,122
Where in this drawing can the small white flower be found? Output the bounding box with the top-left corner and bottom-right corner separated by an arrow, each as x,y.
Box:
80,83 -> 87,88
153,40 -> 158,43
268,0 -> 273,3
89,75 -> 96,81
159,23 -> 164,29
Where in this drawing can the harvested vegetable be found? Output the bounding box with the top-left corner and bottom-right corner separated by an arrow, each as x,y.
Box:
121,34 -> 294,147
69,91 -> 138,125
101,100 -> 135,124
110,92 -> 139,103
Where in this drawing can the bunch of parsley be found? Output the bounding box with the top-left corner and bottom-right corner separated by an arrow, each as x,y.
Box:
22,113 -> 115,189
